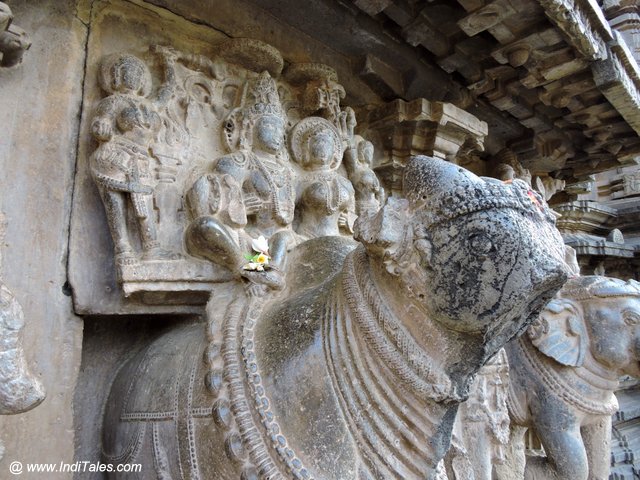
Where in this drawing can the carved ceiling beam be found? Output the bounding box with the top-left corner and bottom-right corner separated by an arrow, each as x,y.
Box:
593,32 -> 640,135
536,0 -> 613,60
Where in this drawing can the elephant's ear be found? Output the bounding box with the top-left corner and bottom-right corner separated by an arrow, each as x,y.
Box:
527,298 -> 587,367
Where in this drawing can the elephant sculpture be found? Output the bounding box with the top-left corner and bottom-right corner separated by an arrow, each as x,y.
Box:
102,156 -> 569,480
503,275 -> 640,480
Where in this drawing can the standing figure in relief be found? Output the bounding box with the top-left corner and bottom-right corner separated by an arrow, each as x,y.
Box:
90,50 -> 178,266
289,116 -> 354,240
185,71 -> 295,287
344,137 -> 383,217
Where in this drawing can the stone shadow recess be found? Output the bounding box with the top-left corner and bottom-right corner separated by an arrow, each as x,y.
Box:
72,314 -> 202,480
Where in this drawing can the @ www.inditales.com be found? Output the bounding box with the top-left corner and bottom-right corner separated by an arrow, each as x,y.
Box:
8,461 -> 142,475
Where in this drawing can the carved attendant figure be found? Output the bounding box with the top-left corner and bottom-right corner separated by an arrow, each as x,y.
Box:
103,157 -> 569,480
90,51 -> 178,267
185,71 -> 295,282
446,349 -> 510,480
344,137 -> 383,217
504,276 -> 640,480
290,116 -> 354,239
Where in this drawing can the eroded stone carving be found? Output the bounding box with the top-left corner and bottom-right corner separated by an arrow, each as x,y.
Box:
185,70 -> 295,286
344,134 -> 384,218
0,213 -> 45,458
290,116 -> 355,239
102,156 -> 568,479
445,349 -> 510,480
504,276 -> 640,480
0,2 -> 31,68
89,40 -> 370,301
90,50 -> 182,269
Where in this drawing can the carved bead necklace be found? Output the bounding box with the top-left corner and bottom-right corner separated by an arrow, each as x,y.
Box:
250,152 -> 294,225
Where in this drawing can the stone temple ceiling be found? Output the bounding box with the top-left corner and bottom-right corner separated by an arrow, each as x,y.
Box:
142,0 -> 639,183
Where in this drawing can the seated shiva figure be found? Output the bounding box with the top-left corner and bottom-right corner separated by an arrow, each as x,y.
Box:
185,71 -> 295,288
290,116 -> 355,240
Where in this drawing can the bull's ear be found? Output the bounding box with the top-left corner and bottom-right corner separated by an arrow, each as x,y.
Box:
527,298 -> 587,367
354,197 -> 411,272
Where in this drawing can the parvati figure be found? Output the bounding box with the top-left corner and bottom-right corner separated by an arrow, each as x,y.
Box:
290,116 -> 354,240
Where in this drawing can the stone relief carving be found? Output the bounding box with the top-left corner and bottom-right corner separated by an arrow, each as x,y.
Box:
184,69 -> 296,289
0,2 -> 31,68
102,149 -> 569,479
344,135 -> 384,218
89,40 -> 370,300
90,50 -> 182,269
290,116 -> 355,239
502,276 -> 640,480
445,349 -> 510,480
0,213 -> 45,459
622,170 -> 640,196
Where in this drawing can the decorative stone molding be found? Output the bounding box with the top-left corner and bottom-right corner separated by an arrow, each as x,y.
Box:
537,0 -> 613,61
562,231 -> 636,257
604,0 -> 640,64
363,98 -> 488,193
555,200 -> 618,234
593,31 -> 640,135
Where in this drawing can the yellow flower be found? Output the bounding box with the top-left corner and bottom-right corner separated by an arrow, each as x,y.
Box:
255,253 -> 269,265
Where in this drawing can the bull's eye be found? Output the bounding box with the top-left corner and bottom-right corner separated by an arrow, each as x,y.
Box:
623,310 -> 640,326
469,233 -> 493,255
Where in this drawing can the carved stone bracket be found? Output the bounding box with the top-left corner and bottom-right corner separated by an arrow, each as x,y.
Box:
593,31 -> 640,135
537,0 -> 613,61
363,99 -> 488,193
555,200 -> 618,234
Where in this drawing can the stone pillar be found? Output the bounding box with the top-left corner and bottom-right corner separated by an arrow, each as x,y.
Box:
362,98 -> 488,194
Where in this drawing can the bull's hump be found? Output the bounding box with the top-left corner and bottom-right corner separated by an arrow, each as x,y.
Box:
253,277 -> 358,478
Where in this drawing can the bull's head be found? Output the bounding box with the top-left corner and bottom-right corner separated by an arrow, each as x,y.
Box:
355,156 -> 569,377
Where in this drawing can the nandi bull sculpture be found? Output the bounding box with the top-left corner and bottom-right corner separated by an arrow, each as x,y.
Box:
102,156 -> 569,480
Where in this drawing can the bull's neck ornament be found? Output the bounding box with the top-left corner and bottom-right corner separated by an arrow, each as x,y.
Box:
328,248 -> 459,478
